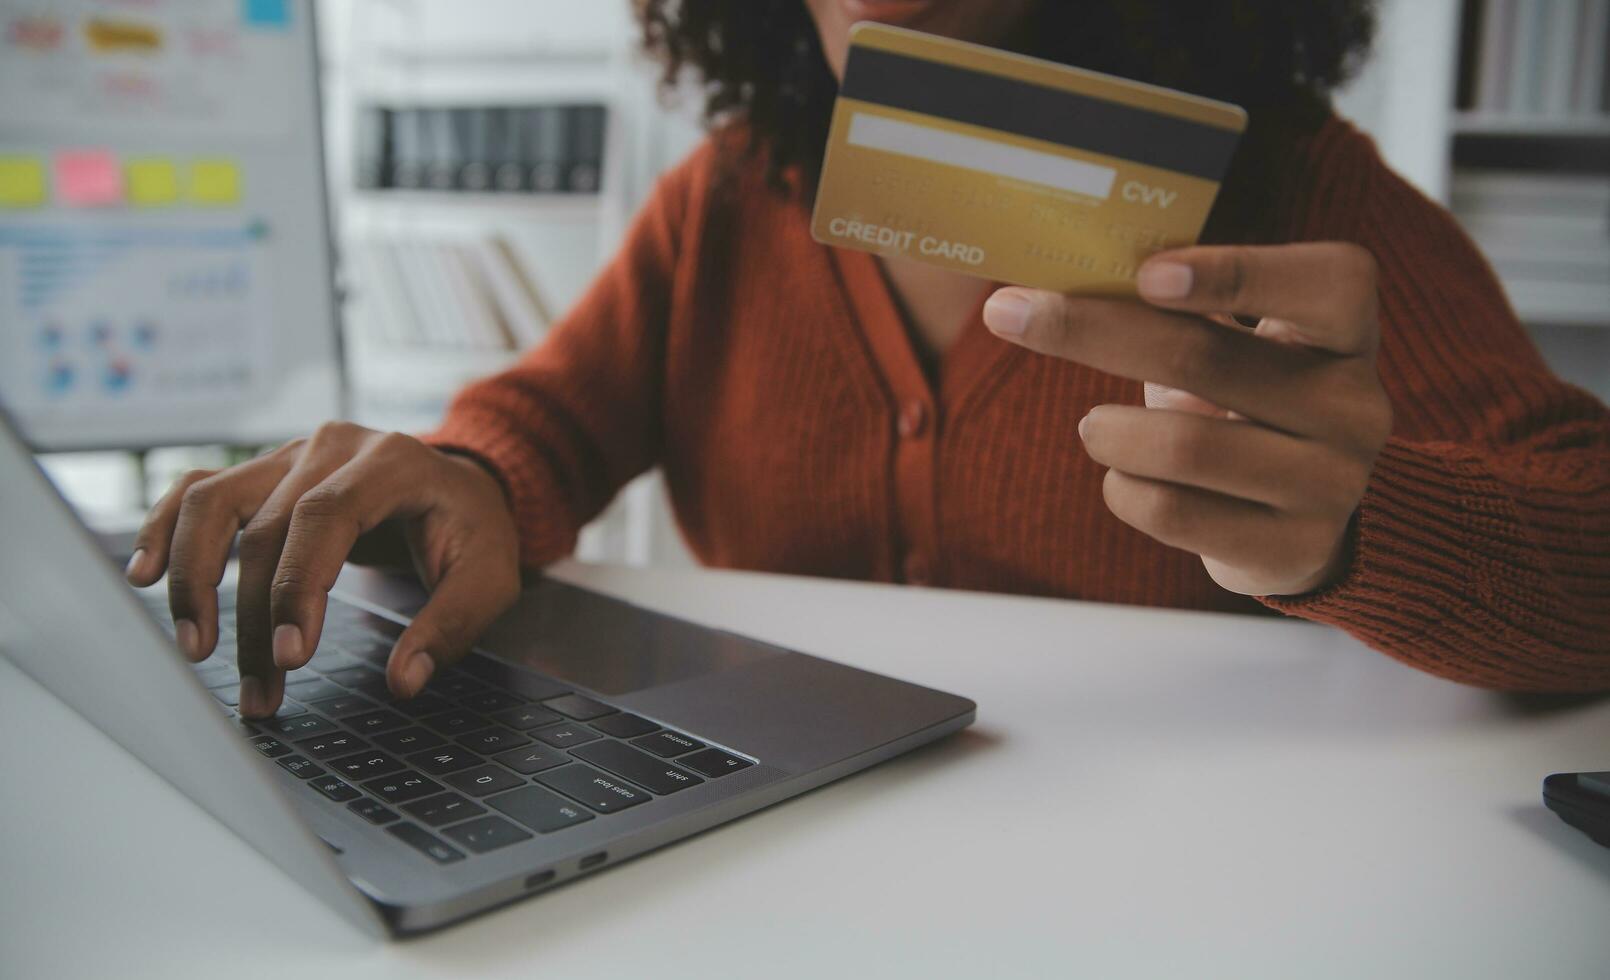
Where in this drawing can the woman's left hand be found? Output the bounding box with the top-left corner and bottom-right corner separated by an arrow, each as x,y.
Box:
981,243 -> 1393,597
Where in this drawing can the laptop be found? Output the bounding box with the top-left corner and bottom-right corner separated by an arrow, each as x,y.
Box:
0,409 -> 976,936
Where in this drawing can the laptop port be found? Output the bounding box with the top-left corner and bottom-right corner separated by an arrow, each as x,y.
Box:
524,870 -> 555,890
578,852 -> 607,870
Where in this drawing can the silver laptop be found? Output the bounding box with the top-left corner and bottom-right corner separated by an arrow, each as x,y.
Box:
0,410 -> 975,936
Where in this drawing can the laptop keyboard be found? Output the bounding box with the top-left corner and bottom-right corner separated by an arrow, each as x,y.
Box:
143,593 -> 755,865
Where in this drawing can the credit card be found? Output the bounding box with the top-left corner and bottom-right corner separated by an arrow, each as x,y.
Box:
811,23 -> 1247,295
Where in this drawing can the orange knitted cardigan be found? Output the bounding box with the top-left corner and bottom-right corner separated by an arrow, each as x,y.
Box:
428,117 -> 1610,693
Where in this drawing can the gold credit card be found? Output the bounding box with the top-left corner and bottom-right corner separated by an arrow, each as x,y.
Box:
811,24 -> 1247,295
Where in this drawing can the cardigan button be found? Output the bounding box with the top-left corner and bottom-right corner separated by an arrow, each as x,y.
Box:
897,400 -> 928,439
903,552 -> 932,585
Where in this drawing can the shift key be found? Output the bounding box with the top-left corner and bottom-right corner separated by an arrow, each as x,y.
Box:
571,740 -> 703,795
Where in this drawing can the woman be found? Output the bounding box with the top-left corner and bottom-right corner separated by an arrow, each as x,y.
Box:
126,0 -> 1610,717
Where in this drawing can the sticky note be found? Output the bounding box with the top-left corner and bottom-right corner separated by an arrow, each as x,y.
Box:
186,158 -> 241,205
0,157 -> 48,208
126,157 -> 179,207
56,150 -> 124,207
242,0 -> 291,28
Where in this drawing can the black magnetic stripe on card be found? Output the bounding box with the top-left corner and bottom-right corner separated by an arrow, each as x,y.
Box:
839,45 -> 1242,181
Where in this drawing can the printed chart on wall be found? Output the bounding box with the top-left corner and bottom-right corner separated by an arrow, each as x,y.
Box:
0,0 -> 343,450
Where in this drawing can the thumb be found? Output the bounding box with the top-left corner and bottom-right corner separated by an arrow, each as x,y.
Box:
384,560 -> 519,698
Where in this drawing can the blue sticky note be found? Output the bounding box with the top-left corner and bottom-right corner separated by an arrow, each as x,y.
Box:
242,0 -> 291,28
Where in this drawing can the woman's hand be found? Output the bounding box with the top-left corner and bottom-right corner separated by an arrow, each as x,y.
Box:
125,422 -> 521,717
982,243 -> 1392,598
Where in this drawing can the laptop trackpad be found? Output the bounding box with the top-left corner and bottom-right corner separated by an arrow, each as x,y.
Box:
476,579 -> 784,697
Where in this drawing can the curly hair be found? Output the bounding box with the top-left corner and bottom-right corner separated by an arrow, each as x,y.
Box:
636,0 -> 1376,193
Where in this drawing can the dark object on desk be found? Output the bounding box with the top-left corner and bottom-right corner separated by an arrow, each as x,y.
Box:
1543,771 -> 1610,848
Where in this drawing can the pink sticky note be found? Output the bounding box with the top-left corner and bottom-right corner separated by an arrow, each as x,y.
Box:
56,150 -> 124,207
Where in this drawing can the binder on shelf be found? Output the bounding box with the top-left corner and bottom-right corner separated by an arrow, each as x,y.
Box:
1579,1 -> 1610,113
457,108 -> 494,192
390,108 -> 426,189
526,105 -> 567,193
489,107 -> 526,192
566,105 -> 606,193
423,107 -> 459,191
354,106 -> 390,189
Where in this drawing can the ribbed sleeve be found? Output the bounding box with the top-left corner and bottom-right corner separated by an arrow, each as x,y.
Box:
421,147 -> 696,567
1262,150 -> 1610,692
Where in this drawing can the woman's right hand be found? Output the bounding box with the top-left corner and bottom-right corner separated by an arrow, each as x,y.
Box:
124,421 -> 521,719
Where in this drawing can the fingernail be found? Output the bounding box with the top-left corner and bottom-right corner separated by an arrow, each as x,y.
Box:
1137,261 -> 1193,300
982,291 -> 1033,337
1078,414 -> 1091,441
175,619 -> 201,660
238,676 -> 265,717
124,548 -> 147,582
401,652 -> 435,696
272,624 -> 304,669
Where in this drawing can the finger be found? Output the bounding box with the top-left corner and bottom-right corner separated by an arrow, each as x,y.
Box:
127,468 -> 216,588
162,455 -> 291,663
1079,404 -> 1368,514
1100,469 -> 1340,593
984,289 -> 1369,443
265,441 -> 424,687
232,447 -> 359,716
1135,243 -> 1380,355
385,548 -> 520,699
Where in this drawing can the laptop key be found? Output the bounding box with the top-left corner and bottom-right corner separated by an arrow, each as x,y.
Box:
346,709 -> 409,735
401,792 -> 487,828
408,748 -> 481,776
541,693 -> 617,721
571,740 -> 704,795
536,764 -> 649,813
261,714 -> 339,739
347,798 -> 399,825
386,823 -> 465,864
297,733 -> 369,760
490,705 -> 564,731
434,674 -> 490,699
284,677 -> 344,702
443,764 -> 525,798
589,713 -> 659,739
270,699 -> 309,719
329,750 -> 405,779
457,726 -> 531,754
276,755 -> 325,779
324,666 -> 385,691
679,747 -> 755,778
309,694 -> 378,719
442,815 -> 533,853
309,775 -> 362,802
531,723 -> 601,749
632,731 -> 705,758
363,770 -> 444,804
390,692 -> 453,718
458,691 -> 524,713
492,744 -> 570,775
250,735 -> 292,759
372,727 -> 447,755
421,709 -> 492,736
486,785 -> 595,833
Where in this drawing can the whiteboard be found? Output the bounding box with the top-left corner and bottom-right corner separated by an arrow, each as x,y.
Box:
0,0 -> 342,450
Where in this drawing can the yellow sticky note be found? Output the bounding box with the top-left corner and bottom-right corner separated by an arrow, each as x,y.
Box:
0,156 -> 48,208
187,158 -> 241,205
126,157 -> 179,207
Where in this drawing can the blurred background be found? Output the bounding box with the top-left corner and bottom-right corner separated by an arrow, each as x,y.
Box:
6,0 -> 1608,568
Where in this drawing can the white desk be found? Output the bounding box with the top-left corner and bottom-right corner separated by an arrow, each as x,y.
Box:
4,561 -> 1608,979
